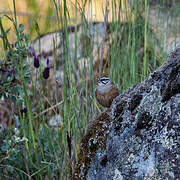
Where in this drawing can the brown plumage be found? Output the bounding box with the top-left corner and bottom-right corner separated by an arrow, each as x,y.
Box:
95,77 -> 119,108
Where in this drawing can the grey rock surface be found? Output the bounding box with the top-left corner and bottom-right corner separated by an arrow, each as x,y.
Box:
73,47 -> 180,180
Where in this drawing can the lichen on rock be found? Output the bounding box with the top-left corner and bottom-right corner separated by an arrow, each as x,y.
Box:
73,47 -> 180,180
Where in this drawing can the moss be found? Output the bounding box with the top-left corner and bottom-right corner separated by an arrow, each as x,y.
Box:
73,109 -> 111,180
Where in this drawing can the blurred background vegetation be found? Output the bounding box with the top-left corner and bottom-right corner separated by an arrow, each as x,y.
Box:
0,0 -> 179,179
0,0 -> 132,46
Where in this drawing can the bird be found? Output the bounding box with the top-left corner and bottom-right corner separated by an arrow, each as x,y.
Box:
95,77 -> 119,108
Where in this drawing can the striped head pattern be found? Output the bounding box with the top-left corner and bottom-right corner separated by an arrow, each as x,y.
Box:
97,77 -> 112,86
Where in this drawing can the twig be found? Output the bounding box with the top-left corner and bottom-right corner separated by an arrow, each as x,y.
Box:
34,100 -> 63,118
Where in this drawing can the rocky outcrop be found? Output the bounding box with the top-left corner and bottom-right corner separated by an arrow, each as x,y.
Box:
73,47 -> 180,180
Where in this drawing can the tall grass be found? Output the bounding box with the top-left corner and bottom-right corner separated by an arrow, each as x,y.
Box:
0,0 -> 178,179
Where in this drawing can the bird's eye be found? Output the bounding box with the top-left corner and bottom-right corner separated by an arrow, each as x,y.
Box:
97,78 -> 101,83
97,77 -> 110,85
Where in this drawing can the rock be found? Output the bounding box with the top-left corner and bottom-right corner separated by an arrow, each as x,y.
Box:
48,115 -> 63,128
73,47 -> 180,180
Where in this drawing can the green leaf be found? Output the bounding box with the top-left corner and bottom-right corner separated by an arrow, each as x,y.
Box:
24,76 -> 30,83
10,95 -> 17,103
5,28 -> 11,34
13,114 -> 20,127
17,98 -> 23,106
18,24 -> 24,33
24,33 -> 29,40
14,85 -> 24,94
4,15 -> 13,22
34,21 -> 41,36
